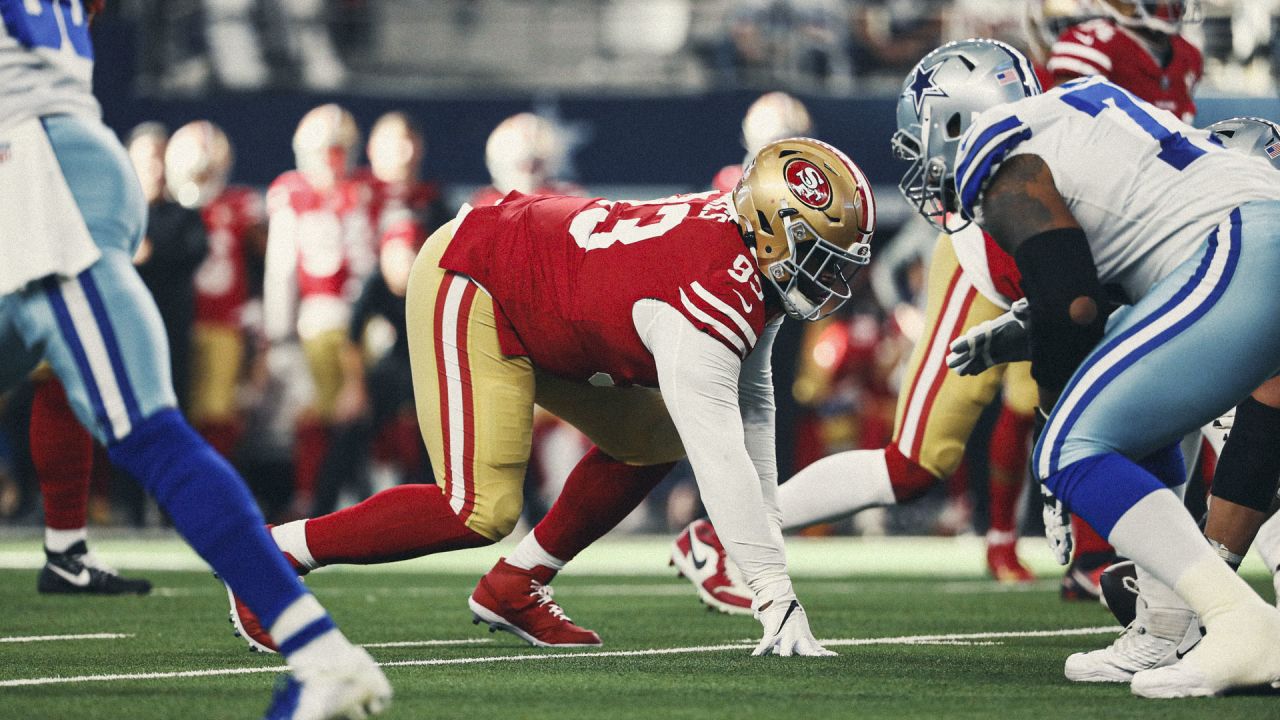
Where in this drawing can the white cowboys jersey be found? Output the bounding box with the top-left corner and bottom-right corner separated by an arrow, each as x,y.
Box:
956,76 -> 1280,303
0,0 -> 99,130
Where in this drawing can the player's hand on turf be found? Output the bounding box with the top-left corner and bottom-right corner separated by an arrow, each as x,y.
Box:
1040,482 -> 1073,566
946,298 -> 1031,376
752,596 -> 836,657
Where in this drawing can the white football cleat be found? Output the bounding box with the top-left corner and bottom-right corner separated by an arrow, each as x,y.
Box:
670,519 -> 753,615
1131,602 -> 1280,699
263,645 -> 392,720
1253,511 -> 1280,607
1064,601 -> 1200,683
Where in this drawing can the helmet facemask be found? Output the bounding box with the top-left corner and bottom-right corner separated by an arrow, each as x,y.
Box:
759,202 -> 871,322
893,104 -> 966,234
1098,1 -> 1197,36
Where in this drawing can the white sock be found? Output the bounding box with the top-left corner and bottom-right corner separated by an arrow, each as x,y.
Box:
1255,511 -> 1280,576
272,594 -> 351,670
1109,490 -> 1261,623
45,527 -> 87,554
506,533 -> 566,572
779,449 -> 896,531
271,520 -> 318,571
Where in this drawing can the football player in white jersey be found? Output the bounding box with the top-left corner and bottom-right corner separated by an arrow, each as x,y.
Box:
895,38 -> 1280,698
0,2 -> 388,717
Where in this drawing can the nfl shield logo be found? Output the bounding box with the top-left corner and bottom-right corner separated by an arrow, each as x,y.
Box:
1266,141 -> 1280,160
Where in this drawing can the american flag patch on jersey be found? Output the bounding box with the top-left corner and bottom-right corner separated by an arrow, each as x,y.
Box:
994,68 -> 1018,86
1266,141 -> 1280,159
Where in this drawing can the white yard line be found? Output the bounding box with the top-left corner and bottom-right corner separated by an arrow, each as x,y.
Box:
0,626 -> 1115,687
361,639 -> 494,648
0,633 -> 133,644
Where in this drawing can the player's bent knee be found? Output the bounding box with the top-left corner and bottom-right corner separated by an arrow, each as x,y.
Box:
465,488 -> 524,542
885,443 -> 940,502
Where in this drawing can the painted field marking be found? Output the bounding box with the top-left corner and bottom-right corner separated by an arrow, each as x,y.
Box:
0,626 -> 1115,687
0,633 -> 133,644
361,639 -> 494,649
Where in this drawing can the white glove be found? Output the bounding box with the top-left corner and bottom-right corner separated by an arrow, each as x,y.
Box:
946,298 -> 1032,376
1040,482 -> 1073,566
752,596 -> 836,657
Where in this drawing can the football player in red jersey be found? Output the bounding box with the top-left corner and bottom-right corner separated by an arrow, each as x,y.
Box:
469,112 -> 583,207
227,137 -> 875,655
1048,0 -> 1201,123
263,104 -> 371,517
166,120 -> 265,459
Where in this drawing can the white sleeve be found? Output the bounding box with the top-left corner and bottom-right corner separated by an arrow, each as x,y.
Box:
633,300 -> 792,603
263,208 -> 300,344
739,317 -> 782,533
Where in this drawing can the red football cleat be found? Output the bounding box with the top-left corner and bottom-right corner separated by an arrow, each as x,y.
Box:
225,581 -> 279,653
468,559 -> 602,648
986,539 -> 1036,584
1061,551 -> 1115,602
670,519 -> 754,616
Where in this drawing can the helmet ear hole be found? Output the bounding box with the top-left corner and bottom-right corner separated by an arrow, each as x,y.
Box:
756,210 -> 774,236
946,113 -> 963,139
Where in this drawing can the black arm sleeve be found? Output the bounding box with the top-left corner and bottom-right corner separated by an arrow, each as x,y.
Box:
1014,227 -> 1110,395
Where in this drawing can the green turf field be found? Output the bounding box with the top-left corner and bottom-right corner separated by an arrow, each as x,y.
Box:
0,535 -> 1276,719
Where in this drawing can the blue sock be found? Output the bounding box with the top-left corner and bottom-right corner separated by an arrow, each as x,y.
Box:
1044,451 -> 1165,538
1137,442 -> 1187,492
108,409 -> 308,628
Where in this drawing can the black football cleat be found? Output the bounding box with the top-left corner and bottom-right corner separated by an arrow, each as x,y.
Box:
37,540 -> 152,595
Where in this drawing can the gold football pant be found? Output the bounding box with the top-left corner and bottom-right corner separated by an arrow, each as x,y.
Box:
407,220 -> 685,541
891,233 -> 1036,484
189,323 -> 243,425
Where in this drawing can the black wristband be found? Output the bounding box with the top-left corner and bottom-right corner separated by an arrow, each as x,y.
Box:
1014,227 -> 1108,394
1211,397 -> 1280,513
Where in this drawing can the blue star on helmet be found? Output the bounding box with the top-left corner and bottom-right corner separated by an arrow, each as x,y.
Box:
908,62 -> 948,117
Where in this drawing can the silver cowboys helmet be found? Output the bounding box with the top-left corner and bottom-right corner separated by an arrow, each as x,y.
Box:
1206,116 -> 1280,172
892,38 -> 1041,233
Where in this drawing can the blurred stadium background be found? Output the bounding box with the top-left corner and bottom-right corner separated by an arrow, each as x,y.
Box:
2,0 -> 1279,543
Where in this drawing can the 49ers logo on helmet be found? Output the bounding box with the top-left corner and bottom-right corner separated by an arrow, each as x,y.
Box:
784,159 -> 832,210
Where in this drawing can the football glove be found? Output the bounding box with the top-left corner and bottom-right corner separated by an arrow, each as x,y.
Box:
1040,482 -> 1073,566
946,298 -> 1031,376
752,594 -> 836,657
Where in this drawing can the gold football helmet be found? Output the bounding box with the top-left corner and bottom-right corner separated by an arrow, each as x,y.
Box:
293,103 -> 360,190
733,137 -> 875,321
165,120 -> 233,209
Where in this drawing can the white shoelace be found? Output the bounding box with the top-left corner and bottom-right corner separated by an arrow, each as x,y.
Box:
530,583 -> 570,621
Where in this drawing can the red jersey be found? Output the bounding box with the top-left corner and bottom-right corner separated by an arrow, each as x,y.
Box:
194,186 -> 264,327
1048,19 -> 1202,122
266,170 -> 370,303
441,191 -> 767,387
350,168 -> 443,249
949,223 -> 1024,309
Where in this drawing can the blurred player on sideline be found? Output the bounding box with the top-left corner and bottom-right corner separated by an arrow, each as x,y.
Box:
898,37 -> 1280,698
317,112 -> 445,513
264,104 -> 370,517
166,120 -> 264,459
229,137 -> 875,657
712,91 -> 812,193
0,2 -> 389,716
470,112 -> 582,207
